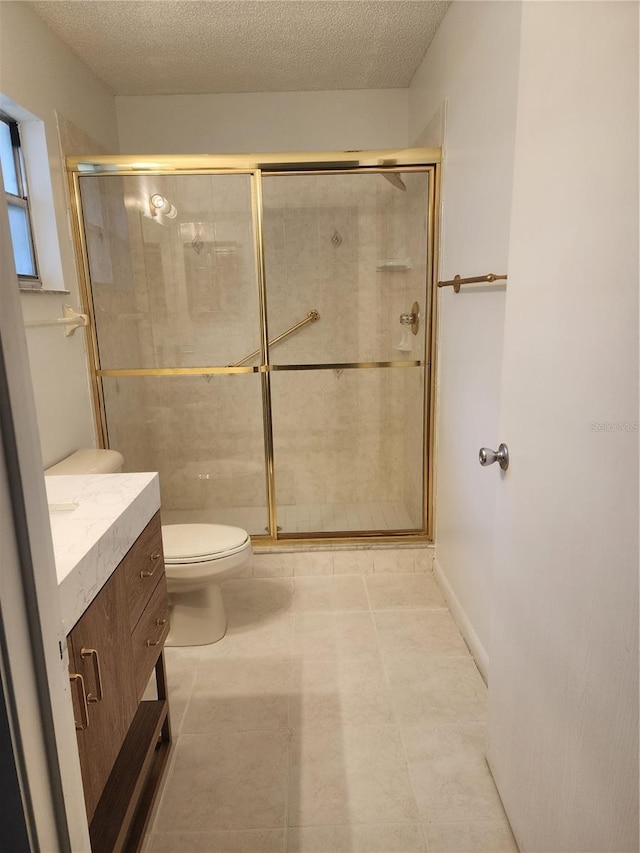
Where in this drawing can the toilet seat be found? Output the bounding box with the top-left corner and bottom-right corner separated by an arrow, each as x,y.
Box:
162,523 -> 249,564
162,523 -> 252,589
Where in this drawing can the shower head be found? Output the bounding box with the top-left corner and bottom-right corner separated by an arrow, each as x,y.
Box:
382,173 -> 407,192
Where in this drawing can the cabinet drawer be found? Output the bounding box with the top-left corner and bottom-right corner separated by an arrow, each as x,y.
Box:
122,511 -> 164,631
131,574 -> 170,700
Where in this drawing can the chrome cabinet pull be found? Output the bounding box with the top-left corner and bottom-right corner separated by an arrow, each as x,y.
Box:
140,550 -> 162,579
70,673 -> 89,730
80,647 -> 103,702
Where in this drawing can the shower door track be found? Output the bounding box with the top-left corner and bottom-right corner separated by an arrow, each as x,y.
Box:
67,150 -> 441,545
96,362 -> 425,377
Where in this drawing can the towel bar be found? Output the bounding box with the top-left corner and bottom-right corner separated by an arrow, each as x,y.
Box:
24,305 -> 89,336
437,273 -> 507,293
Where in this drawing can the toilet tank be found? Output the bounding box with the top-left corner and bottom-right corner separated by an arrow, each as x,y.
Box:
45,448 -> 124,476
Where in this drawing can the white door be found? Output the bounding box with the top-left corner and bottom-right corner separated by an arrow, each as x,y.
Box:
487,5 -> 638,852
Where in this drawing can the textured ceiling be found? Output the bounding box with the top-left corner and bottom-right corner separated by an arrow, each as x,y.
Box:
29,1 -> 450,96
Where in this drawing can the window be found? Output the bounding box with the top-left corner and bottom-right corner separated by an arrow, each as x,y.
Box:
0,114 -> 39,286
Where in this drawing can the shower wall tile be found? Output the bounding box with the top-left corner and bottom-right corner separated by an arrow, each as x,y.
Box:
102,377 -> 154,473
263,213 -> 285,268
102,173 -> 261,371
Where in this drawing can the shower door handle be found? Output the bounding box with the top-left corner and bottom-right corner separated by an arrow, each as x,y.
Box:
479,443 -> 509,470
399,302 -> 420,335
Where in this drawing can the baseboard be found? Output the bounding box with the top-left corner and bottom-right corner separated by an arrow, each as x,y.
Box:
433,558 -> 489,684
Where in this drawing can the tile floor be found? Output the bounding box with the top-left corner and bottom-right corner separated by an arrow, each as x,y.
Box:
162,500 -> 417,536
144,571 -> 518,853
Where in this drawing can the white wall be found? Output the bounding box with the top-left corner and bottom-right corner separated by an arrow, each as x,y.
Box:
0,2 -> 119,468
408,1 -> 522,675
0,194 -> 91,850
116,89 -> 408,153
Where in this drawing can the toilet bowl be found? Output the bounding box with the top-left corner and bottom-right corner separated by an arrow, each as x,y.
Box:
45,448 -> 253,646
162,524 -> 252,646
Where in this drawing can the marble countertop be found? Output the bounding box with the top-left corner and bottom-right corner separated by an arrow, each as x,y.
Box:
46,473 -> 161,633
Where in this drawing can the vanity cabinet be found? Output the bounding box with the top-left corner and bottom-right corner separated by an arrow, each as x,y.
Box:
68,511 -> 171,853
67,567 -> 138,820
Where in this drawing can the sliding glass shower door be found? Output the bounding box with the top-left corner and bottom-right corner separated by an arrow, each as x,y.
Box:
80,173 -> 270,536
74,157 -> 434,540
262,171 -> 430,535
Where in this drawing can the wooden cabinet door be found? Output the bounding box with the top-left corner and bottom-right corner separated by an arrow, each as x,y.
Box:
68,566 -> 137,821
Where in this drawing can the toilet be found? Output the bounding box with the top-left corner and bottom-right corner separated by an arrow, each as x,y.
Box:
45,449 -> 253,646
161,523 -> 251,645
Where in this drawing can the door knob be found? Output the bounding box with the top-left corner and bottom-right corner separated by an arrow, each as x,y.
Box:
479,443 -> 509,470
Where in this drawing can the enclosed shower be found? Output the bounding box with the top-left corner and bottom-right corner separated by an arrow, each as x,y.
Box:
70,151 -> 438,541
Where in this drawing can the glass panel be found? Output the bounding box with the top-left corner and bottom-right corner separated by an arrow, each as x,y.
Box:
7,203 -> 36,276
102,374 -> 268,537
0,120 -> 18,196
79,165 -> 431,542
262,171 -> 429,365
80,174 -> 261,370
270,367 -> 424,534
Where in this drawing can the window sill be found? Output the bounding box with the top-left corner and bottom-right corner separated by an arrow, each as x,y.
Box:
19,285 -> 70,295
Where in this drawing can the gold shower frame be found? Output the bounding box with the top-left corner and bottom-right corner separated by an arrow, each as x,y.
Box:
66,149 -> 441,546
